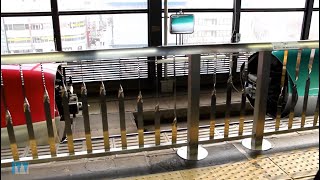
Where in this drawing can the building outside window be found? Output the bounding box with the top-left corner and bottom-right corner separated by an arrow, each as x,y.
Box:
1,0 -> 319,55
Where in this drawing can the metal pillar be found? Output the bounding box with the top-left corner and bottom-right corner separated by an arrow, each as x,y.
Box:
242,51 -> 273,151
177,54 -> 208,160
50,0 -> 62,51
301,0 -> 315,40
147,0 -> 162,83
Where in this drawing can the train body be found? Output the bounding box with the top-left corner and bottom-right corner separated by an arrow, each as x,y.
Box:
242,49 -> 319,118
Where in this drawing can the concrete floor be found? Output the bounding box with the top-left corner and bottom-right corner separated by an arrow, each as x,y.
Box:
1,129 -> 318,180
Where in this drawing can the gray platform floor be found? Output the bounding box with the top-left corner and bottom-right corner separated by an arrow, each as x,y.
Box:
1,129 -> 318,180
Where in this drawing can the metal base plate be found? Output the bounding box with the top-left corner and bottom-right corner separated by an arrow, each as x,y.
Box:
177,146 -> 208,160
242,138 -> 272,151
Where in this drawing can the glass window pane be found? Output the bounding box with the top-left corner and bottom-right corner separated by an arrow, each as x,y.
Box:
240,12 -> 304,42
314,0 -> 319,8
309,11 -> 319,40
164,0 -> 233,9
163,13 -> 232,45
1,17 -> 55,55
60,14 -> 148,51
1,0 -> 51,12
242,0 -> 305,8
58,0 -> 147,11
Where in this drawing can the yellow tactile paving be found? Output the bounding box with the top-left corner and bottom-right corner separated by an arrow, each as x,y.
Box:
179,166 -> 218,180
269,148 -> 319,179
180,158 -> 291,180
117,147 -> 319,180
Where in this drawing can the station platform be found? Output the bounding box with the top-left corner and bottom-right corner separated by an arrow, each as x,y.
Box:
1,87 -> 319,180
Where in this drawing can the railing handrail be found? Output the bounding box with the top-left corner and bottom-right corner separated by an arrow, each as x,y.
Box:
1,40 -> 318,65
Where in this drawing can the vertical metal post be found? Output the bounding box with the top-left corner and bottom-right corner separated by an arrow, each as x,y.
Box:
172,56 -> 177,144
5,110 -> 20,161
137,92 -> 144,147
187,54 -> 201,159
19,65 -> 38,159
239,56 -> 248,135
154,104 -> 161,145
177,54 -> 208,160
301,48 -> 315,127
100,82 -> 110,151
172,118 -> 177,144
62,85 -> 74,155
118,85 -> 127,149
41,63 -> 57,157
301,78 -> 310,127
1,72 -> 19,161
239,90 -> 246,135
242,51 -> 272,151
224,54 -> 233,138
210,55 -> 217,140
288,85 -> 297,129
81,83 -> 92,153
154,56 -> 161,146
224,76 -> 232,138
43,90 -> 57,157
24,98 -> 38,159
275,50 -> 288,131
209,90 -> 216,139
288,49 -> 302,129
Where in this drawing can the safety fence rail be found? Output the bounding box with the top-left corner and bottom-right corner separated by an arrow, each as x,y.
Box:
1,40 -> 319,167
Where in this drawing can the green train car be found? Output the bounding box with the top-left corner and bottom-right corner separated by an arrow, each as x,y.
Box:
241,49 -> 319,118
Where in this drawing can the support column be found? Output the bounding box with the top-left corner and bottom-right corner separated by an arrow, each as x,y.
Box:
242,51 -> 273,151
177,54 -> 208,160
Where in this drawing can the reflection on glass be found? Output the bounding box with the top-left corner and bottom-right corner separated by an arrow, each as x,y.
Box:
309,11 -> 319,40
1,17 -> 54,54
240,12 -> 303,42
60,14 -> 148,51
241,0 -> 305,8
163,13 -> 232,45
1,0 -> 51,12
58,0 -> 147,11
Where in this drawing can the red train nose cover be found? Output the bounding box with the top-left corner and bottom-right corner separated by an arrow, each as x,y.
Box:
1,63 -> 58,127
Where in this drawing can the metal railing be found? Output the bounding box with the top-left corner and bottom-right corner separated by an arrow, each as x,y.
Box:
1,40 -> 319,167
